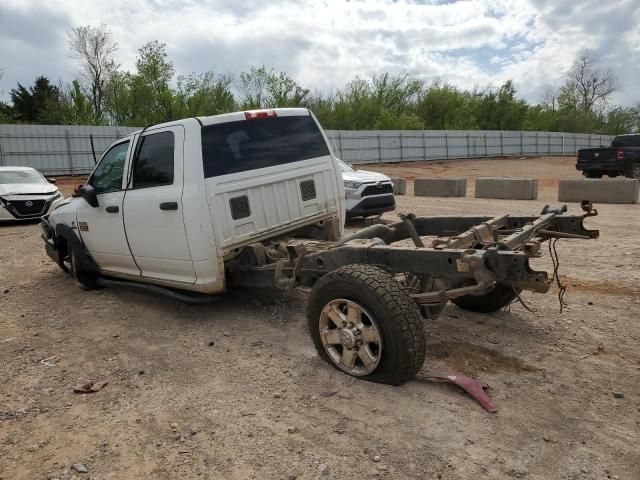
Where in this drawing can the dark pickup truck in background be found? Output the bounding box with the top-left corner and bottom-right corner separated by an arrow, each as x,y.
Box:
576,134 -> 640,179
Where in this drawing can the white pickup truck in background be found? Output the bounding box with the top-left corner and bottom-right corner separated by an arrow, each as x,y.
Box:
40,107 -> 599,385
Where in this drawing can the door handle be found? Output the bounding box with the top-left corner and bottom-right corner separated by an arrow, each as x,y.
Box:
159,202 -> 178,211
105,205 -> 119,213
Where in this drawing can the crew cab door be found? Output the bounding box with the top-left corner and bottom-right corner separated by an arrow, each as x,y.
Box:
122,125 -> 196,284
75,139 -> 140,276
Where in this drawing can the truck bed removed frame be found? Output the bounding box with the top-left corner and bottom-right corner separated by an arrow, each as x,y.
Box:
228,202 -> 599,308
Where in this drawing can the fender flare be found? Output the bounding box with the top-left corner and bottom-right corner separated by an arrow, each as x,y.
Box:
54,224 -> 100,274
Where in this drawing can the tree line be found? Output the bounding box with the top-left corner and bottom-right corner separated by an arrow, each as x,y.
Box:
0,25 -> 638,135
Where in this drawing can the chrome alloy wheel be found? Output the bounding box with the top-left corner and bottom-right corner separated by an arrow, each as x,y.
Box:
319,298 -> 382,376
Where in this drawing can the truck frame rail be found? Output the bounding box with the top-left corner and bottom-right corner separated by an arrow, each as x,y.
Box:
226,202 -> 599,309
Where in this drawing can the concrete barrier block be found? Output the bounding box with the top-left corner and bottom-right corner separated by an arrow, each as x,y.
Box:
389,177 -> 407,195
558,178 -> 639,204
475,177 -> 538,200
414,177 -> 466,197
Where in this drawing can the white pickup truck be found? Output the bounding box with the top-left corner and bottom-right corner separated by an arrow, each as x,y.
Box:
41,108 -> 599,385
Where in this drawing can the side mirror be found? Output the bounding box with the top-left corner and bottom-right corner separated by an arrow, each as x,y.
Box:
79,184 -> 99,208
47,178 -> 57,184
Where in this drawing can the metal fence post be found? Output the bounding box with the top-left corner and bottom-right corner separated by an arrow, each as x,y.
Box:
337,131 -> 343,158
547,132 -> 551,154
399,132 -> 403,162
65,129 -> 74,175
377,133 -> 382,162
484,132 -> 488,157
500,131 -> 504,157
562,133 -> 565,156
0,141 -> 4,166
535,132 -> 538,155
444,132 -> 449,160
422,131 -> 427,160
520,131 -> 524,155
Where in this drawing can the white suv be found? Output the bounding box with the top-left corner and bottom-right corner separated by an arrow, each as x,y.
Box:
337,159 -> 395,218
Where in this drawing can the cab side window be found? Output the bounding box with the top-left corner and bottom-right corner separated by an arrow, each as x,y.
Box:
91,141 -> 129,194
131,132 -> 175,189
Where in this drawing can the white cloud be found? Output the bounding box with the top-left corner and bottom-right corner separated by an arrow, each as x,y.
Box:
0,0 -> 638,106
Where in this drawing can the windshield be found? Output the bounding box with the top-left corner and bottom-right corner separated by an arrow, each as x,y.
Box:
0,170 -> 47,185
337,159 -> 355,172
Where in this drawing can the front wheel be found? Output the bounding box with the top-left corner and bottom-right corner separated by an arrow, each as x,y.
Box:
307,264 -> 426,385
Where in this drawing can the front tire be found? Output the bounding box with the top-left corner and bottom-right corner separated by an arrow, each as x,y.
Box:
307,264 -> 426,385
69,247 -> 99,291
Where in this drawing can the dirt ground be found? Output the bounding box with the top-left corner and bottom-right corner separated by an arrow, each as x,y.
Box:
1,156 -> 639,480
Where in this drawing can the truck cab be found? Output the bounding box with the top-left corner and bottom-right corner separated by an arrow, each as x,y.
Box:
42,108 -> 345,293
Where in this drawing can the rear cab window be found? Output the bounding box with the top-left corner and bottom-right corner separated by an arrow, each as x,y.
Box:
201,114 -> 330,178
612,135 -> 640,148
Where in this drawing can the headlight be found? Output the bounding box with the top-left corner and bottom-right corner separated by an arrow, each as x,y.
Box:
344,181 -> 362,190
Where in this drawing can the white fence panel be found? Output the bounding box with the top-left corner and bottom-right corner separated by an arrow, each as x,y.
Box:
0,124 -> 615,173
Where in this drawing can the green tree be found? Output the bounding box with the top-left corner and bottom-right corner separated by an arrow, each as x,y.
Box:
174,72 -> 236,117
102,70 -> 138,125
238,66 -> 309,109
58,80 -> 101,125
417,82 -> 477,129
8,76 -> 63,124
134,40 -> 176,123
474,81 -> 528,130
604,106 -> 639,135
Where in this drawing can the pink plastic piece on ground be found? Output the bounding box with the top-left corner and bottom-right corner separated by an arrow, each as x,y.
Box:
421,366 -> 497,413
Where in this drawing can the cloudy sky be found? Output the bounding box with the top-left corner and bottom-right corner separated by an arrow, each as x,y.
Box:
0,0 -> 639,105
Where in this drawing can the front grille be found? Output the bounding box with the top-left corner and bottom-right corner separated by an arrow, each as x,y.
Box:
300,180 -> 316,201
9,199 -> 47,216
361,183 -> 393,197
229,195 -> 251,220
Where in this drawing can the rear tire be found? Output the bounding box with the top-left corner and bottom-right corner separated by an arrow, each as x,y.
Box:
628,163 -> 640,180
584,171 -> 602,179
307,264 -> 426,385
451,283 -> 520,313
70,247 -> 99,291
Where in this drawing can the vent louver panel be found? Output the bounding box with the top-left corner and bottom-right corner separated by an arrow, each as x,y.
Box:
300,180 -> 316,201
229,195 -> 251,220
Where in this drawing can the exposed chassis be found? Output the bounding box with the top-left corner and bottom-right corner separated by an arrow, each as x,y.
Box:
227,202 -> 599,308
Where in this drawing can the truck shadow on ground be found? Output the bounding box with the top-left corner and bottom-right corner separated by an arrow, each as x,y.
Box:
425,340 -> 540,375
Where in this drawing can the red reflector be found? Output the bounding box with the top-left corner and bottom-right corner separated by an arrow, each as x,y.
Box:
616,149 -> 624,160
244,110 -> 277,120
